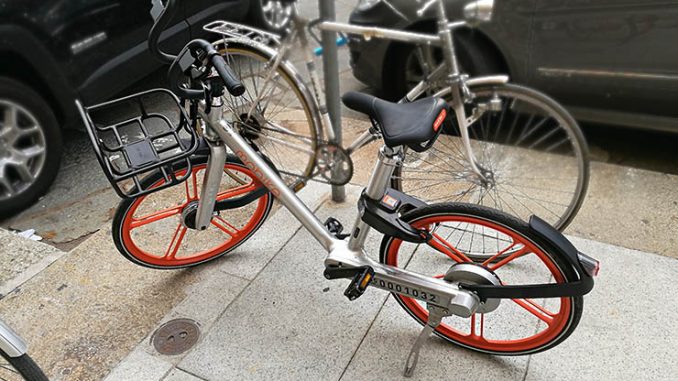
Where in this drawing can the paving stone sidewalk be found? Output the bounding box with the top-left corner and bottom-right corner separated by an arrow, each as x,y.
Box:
99,185 -> 677,381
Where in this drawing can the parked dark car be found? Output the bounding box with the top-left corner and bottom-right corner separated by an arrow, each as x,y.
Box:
349,0 -> 678,132
0,0 -> 297,217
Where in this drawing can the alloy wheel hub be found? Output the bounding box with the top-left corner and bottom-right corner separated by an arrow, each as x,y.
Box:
0,100 -> 47,200
444,263 -> 502,314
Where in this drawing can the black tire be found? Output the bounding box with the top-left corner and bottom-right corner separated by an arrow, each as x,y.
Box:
248,0 -> 294,34
384,30 -> 504,100
379,202 -> 584,355
0,350 -> 48,381
0,77 -> 62,217
392,83 -> 589,232
112,154 -> 273,270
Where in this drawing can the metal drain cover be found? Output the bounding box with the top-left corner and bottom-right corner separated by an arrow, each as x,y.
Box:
152,318 -> 200,355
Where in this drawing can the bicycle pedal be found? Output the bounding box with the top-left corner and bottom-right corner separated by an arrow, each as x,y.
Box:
343,266 -> 375,301
324,217 -> 350,239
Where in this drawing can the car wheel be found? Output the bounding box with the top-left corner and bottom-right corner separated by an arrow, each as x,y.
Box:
0,77 -> 62,217
249,0 -> 294,33
384,31 -> 504,100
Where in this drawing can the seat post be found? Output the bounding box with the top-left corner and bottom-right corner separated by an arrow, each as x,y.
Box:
348,145 -> 403,252
364,145 -> 403,200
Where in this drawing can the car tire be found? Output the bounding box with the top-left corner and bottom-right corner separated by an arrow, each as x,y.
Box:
249,0 -> 294,34
0,77 -> 62,217
384,30 -> 504,100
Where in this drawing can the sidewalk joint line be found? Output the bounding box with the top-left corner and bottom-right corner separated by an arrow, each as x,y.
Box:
175,366 -> 209,381
185,197 -> 331,354
522,354 -> 533,381
337,294 -> 391,381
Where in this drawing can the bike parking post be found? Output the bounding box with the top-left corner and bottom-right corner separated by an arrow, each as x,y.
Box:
319,0 -> 346,202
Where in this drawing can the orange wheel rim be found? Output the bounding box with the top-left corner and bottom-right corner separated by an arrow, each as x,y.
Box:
120,163 -> 270,267
385,214 -> 572,353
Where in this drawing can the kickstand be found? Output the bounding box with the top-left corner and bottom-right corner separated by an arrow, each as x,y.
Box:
404,305 -> 447,377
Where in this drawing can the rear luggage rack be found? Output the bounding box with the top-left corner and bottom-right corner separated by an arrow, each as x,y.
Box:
203,20 -> 282,46
76,89 -> 199,199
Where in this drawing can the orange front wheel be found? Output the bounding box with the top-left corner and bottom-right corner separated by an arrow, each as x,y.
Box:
112,155 -> 273,269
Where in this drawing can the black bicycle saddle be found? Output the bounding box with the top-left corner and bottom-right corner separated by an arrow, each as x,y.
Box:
342,92 -> 449,152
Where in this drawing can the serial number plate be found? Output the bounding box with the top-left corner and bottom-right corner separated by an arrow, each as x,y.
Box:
374,279 -> 439,303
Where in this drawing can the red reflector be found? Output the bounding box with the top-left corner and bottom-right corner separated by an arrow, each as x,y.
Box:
593,261 -> 600,277
382,195 -> 399,208
433,109 -> 447,132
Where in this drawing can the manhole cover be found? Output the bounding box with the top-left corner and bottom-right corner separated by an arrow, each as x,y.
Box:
152,318 -> 200,355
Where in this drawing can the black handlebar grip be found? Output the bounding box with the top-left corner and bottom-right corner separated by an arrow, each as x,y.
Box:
211,55 -> 246,97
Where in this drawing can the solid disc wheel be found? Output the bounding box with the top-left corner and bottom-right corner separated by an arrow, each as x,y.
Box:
379,203 -> 583,355
392,83 -> 589,232
218,43 -> 320,190
113,156 -> 273,269
0,350 -> 48,381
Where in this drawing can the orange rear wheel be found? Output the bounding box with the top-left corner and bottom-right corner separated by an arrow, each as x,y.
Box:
379,203 -> 583,355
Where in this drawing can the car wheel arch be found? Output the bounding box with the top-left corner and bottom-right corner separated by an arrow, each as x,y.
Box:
0,26 -> 78,129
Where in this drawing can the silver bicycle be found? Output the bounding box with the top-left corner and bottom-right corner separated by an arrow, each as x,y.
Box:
78,0 -> 599,376
202,0 -> 590,232
0,320 -> 47,381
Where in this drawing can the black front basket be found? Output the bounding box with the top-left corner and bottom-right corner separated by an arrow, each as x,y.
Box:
76,89 -> 199,199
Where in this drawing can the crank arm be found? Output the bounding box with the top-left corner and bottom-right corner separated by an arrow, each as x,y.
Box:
325,242 -> 479,317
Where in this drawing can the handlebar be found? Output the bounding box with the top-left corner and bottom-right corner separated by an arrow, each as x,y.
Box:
211,54 -> 246,96
149,0 -> 244,99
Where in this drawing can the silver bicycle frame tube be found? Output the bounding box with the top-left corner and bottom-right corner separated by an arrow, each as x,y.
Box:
194,107 -> 228,230
0,320 -> 27,358
318,22 -> 441,45
209,118 -> 337,251
201,117 -> 480,317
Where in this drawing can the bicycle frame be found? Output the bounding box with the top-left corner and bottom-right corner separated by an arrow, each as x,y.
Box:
206,0 -> 509,180
195,103 -> 480,318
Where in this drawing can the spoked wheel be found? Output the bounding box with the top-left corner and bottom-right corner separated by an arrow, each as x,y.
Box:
218,43 -> 321,190
392,84 -> 589,234
380,203 -> 583,355
112,155 -> 273,269
0,351 -> 48,381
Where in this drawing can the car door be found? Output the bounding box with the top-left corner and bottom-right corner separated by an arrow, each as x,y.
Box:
51,0 -> 190,103
183,0 -> 249,38
528,0 -> 678,118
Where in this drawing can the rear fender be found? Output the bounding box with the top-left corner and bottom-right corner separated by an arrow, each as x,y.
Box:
529,215 -> 597,284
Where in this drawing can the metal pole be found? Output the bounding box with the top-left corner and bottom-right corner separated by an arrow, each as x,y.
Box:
319,0 -> 346,202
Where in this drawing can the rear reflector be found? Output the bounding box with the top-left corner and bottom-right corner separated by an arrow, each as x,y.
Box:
433,109 -> 447,132
577,252 -> 600,277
